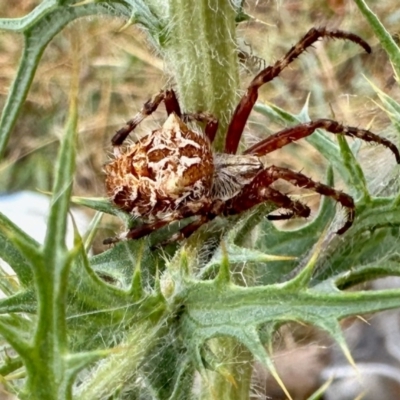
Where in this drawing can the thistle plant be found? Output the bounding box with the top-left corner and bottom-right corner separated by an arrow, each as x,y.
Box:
0,1 -> 400,400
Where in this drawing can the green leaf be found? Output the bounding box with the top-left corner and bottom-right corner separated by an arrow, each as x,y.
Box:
366,76 -> 400,138
0,211 -> 37,286
90,237 -> 168,288
336,135 -> 370,202
0,316 -> 32,359
0,290 -> 36,314
43,96 -> 78,257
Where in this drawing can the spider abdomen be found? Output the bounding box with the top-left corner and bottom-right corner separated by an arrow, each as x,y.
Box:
105,113 -> 214,221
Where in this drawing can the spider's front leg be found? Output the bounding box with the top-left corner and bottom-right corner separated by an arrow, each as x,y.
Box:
111,89 -> 181,148
244,119 -> 400,163
221,164 -> 355,234
222,169 -> 311,222
224,28 -> 371,154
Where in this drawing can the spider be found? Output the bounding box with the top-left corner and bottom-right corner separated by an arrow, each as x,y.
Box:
104,28 -> 400,243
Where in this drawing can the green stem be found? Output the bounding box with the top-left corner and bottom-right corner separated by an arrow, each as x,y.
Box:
162,0 -> 240,151
353,0 -> 400,78
162,1 -> 252,397
207,340 -> 253,400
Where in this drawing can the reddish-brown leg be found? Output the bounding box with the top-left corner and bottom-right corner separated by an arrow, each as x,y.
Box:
182,112 -> 219,143
243,119 -> 400,162
263,165 -> 355,234
103,200 -> 213,244
222,169 -> 310,220
111,89 -> 183,146
111,90 -> 165,146
157,215 -> 212,244
224,28 -> 371,154
103,219 -> 170,244
164,89 -> 182,117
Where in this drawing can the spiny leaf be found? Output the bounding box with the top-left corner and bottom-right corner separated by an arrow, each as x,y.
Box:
0,290 -> 36,314
241,327 -> 292,400
366,75 -> 400,136
71,195 -> 132,223
336,135 -> 370,201
314,319 -> 358,371
43,81 -> 78,257
0,316 -> 32,359
285,224 -> 329,290
0,212 -> 37,286
307,378 -> 334,400
214,242 -> 231,286
65,350 -> 109,380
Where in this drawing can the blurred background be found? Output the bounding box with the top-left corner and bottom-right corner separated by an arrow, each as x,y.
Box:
0,1 -> 400,399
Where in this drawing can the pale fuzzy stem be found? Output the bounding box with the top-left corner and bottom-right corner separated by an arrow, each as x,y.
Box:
162,0 -> 240,151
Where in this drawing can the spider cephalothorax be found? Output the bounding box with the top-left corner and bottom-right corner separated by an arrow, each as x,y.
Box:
104,28 -> 400,243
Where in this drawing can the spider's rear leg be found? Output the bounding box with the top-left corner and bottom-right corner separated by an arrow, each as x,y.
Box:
111,89 -> 182,148
264,165 -> 355,234
182,112 -> 219,143
224,28 -> 371,154
244,119 -> 400,163
223,169 -> 310,221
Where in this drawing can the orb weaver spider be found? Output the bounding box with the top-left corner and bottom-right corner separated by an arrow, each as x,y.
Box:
104,28 -> 400,243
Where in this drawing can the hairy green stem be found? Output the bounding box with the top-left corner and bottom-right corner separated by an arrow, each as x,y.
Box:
161,1 -> 251,397
353,0 -> 400,78
163,0 -> 240,151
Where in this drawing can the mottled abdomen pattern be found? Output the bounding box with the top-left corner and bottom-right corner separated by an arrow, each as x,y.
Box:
104,113 -> 214,221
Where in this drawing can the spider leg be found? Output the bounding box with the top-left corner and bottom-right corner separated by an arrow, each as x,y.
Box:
155,215 -> 211,244
263,165 -> 355,234
111,89 -> 182,147
224,28 -> 371,154
244,119 -> 400,162
164,89 -> 182,117
182,112 -> 219,142
103,200 -> 213,244
103,219 -> 170,244
222,169 -> 310,219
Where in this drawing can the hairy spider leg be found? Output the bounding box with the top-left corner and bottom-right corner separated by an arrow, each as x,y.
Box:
155,215 -> 212,244
111,90 -> 167,147
103,218 -> 174,244
165,90 -> 219,142
263,165 -> 355,234
244,119 -> 400,162
164,89 -> 182,117
111,88 -> 218,147
111,89 -> 183,147
221,169 -> 310,218
224,28 -> 371,154
103,199 -> 213,243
